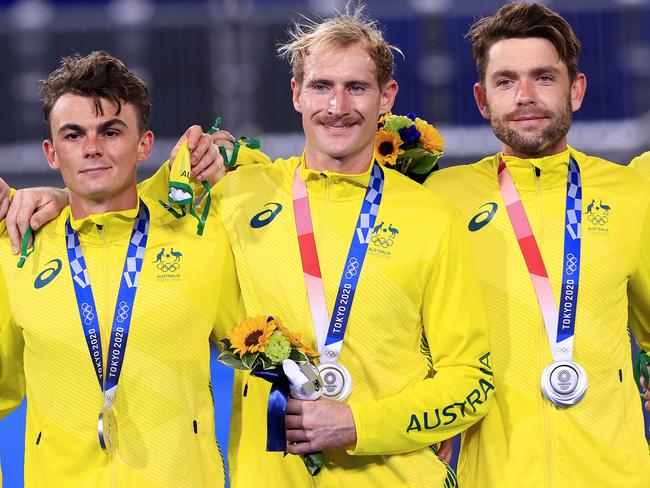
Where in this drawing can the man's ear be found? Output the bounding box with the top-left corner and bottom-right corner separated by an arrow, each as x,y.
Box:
473,82 -> 491,120
291,78 -> 303,113
570,73 -> 587,112
379,79 -> 398,115
137,130 -> 155,164
43,139 -> 60,171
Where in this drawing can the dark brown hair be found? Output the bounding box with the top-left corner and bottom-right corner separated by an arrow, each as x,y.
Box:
467,2 -> 581,83
41,51 -> 150,137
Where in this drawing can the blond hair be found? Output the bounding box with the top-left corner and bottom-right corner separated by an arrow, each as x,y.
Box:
277,4 -> 401,87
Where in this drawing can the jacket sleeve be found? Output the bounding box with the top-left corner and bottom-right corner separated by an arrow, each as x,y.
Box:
348,212 -> 493,455
209,211 -> 244,343
137,145 -> 274,203
137,161 -> 173,202
628,151 -> 650,170
628,186 -> 650,351
0,259 -> 26,418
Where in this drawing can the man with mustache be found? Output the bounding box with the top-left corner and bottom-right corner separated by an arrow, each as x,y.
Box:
424,3 -> 650,487
150,7 -> 492,487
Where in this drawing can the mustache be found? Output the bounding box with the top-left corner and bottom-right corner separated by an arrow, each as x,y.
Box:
506,109 -> 552,121
315,114 -> 360,126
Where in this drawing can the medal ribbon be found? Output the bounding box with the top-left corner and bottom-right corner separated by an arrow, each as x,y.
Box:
292,162 -> 384,362
66,201 -> 150,408
498,157 -> 582,361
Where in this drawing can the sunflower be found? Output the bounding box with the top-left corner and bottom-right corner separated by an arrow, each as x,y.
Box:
415,118 -> 445,153
374,129 -> 404,166
229,315 -> 277,356
275,317 -> 320,358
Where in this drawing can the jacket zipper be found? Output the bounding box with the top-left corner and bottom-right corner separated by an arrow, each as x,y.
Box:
316,173 -> 331,249
216,438 -> 226,487
97,224 -> 118,488
534,167 -> 554,488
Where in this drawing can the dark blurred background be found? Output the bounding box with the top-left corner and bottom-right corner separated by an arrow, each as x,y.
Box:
0,0 -> 649,189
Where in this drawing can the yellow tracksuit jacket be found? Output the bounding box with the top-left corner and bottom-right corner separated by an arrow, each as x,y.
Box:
630,151 -> 650,179
425,147 -> 650,488
0,192 -> 240,487
202,155 -> 493,487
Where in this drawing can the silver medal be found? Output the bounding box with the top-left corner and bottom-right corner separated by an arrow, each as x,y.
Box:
317,362 -> 352,401
541,360 -> 588,407
98,407 -> 118,453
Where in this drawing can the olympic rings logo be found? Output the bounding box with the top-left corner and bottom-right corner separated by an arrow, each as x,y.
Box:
81,303 -> 95,325
324,350 -> 339,359
565,253 -> 577,275
323,372 -> 337,385
588,214 -> 608,225
555,346 -> 571,354
157,262 -> 180,273
371,235 -> 394,248
345,258 -> 360,279
116,301 -> 130,323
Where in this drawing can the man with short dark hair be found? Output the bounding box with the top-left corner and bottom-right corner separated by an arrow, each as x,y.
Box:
425,3 -> 650,487
0,51 -> 238,486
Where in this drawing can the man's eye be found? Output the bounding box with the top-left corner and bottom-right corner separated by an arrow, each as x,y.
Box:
349,85 -> 365,93
64,133 -> 80,140
496,79 -> 513,88
104,129 -> 120,137
538,75 -> 554,83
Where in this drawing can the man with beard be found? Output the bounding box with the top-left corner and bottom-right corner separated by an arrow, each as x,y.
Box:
424,3 -> 650,487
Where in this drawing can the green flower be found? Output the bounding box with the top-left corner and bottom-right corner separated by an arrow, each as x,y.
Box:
263,331 -> 292,364
382,115 -> 414,135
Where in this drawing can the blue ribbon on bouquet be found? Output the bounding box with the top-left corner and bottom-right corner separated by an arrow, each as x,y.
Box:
253,368 -> 290,452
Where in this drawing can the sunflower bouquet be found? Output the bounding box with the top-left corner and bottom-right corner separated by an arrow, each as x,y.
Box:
217,316 -> 325,475
375,112 -> 445,183
218,315 -> 319,370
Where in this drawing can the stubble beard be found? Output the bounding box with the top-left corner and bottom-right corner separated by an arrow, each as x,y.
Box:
490,100 -> 573,158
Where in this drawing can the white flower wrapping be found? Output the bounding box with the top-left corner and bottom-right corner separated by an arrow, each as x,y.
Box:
282,359 -> 323,401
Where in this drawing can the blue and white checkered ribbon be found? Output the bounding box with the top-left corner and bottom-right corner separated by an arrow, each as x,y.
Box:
565,158 -> 582,241
66,201 -> 150,406
355,163 -> 384,245
322,163 -> 384,359
555,156 -> 582,351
